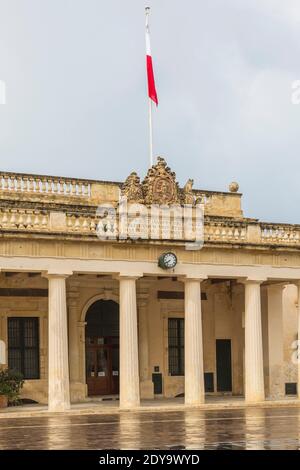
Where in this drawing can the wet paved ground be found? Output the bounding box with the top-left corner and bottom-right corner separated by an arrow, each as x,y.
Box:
0,406 -> 300,450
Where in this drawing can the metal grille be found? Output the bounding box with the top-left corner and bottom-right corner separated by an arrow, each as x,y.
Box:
8,318 -> 40,379
168,318 -> 184,376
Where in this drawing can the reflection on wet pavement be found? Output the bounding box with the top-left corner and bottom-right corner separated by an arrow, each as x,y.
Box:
0,406 -> 299,450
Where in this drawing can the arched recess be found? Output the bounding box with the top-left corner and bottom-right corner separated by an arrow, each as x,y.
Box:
82,294 -> 119,396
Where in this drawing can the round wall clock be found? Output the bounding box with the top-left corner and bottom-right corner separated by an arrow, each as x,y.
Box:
158,252 -> 177,270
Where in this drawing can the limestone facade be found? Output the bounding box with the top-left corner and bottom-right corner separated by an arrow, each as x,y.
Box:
0,159 -> 299,410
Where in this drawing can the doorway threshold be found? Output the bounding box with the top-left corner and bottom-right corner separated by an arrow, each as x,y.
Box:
86,395 -> 119,402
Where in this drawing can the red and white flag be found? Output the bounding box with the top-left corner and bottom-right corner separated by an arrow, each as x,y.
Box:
145,8 -> 158,106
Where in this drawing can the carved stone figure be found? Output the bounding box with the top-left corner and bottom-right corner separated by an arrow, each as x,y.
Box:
182,178 -> 194,204
121,172 -> 144,203
142,157 -> 180,205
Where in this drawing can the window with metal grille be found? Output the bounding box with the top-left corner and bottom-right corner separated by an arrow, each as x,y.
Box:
168,318 -> 184,376
8,317 -> 40,379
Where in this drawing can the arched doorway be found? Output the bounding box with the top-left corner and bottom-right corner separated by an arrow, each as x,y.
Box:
85,300 -> 119,396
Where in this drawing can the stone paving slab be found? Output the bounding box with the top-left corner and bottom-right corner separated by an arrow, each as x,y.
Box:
0,397 -> 299,419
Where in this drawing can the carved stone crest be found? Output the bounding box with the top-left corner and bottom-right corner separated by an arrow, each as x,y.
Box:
121,157 -> 195,206
121,172 -> 144,203
142,157 -> 180,205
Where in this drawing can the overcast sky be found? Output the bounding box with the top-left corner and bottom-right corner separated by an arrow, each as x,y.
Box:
0,0 -> 300,223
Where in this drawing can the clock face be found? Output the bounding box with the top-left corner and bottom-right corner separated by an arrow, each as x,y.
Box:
159,252 -> 177,269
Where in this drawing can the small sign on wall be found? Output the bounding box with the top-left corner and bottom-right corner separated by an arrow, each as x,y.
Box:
112,371 -> 119,376
0,340 -> 6,365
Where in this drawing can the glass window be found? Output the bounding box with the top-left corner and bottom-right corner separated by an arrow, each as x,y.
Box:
8,318 -> 40,379
168,318 -> 184,376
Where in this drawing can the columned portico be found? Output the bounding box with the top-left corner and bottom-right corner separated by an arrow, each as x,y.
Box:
244,280 -> 265,403
118,275 -> 140,409
46,274 -> 71,412
183,278 -> 205,405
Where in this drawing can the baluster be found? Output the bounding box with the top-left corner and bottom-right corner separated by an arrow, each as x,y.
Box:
28,177 -> 35,192
65,181 -> 71,195
84,184 -> 89,197
41,178 -> 47,193
52,179 -> 58,194
35,178 -> 42,193
82,218 -> 89,231
71,181 -> 77,196
7,176 -> 12,191
23,177 -> 29,192
10,210 -> 17,227
18,211 -> 25,228
33,212 -> 40,229
90,219 -> 96,232
47,179 -> 53,194
74,217 -> 81,231
3,176 -> 9,191
66,215 -> 73,230
59,180 -> 65,195
214,224 -> 220,240
15,176 -> 22,192
77,183 -> 83,196
2,211 -> 8,228
41,214 -> 48,229
227,227 -> 233,239
221,227 -> 227,239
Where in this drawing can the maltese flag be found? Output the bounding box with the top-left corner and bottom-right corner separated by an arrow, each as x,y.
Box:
145,8 -> 158,106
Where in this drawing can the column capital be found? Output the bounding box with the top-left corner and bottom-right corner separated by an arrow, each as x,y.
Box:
114,273 -> 143,281
266,283 -> 286,292
239,278 -> 266,285
180,276 -> 207,283
43,271 -> 73,280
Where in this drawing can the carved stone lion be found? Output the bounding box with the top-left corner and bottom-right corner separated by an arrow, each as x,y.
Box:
182,178 -> 194,204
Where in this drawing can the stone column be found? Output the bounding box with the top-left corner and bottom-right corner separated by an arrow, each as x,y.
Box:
119,275 -> 140,409
46,274 -> 71,412
138,292 -> 153,399
244,280 -> 265,403
297,283 -> 300,400
184,278 -> 205,405
67,288 -> 80,384
267,285 -> 284,399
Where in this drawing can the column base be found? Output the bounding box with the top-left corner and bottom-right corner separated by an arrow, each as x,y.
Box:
119,399 -> 140,410
245,393 -> 265,404
184,395 -> 205,406
140,380 -> 154,399
48,402 -> 71,412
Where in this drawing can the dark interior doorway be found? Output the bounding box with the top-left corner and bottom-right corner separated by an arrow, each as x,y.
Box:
216,339 -> 232,392
85,300 -> 119,396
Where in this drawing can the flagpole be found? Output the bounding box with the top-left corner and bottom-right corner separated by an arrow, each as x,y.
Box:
148,97 -> 153,167
146,7 -> 153,167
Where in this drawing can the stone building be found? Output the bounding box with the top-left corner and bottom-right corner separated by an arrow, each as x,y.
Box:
0,157 -> 299,411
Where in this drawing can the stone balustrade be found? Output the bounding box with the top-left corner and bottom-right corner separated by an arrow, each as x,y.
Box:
260,223 -> 300,245
0,172 -> 91,198
204,221 -> 247,242
0,208 -> 49,231
1,181 -> 300,248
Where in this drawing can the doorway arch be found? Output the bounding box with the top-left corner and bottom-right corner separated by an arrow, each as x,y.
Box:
85,299 -> 119,396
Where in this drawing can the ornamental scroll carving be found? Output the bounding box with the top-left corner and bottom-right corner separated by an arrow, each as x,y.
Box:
121,157 -> 196,206
121,172 -> 144,203
142,157 -> 180,205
